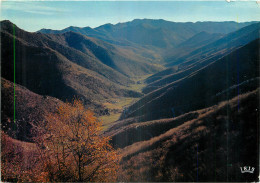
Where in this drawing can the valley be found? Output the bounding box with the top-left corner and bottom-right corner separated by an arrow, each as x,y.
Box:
1,19 -> 259,182
99,74 -> 151,130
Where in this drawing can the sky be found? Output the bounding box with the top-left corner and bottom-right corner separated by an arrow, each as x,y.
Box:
1,1 -> 260,32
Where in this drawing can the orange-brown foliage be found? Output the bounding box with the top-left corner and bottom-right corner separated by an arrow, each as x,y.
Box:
33,99 -> 120,182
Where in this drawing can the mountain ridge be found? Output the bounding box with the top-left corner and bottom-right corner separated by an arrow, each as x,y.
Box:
122,38 -> 259,122
1,20 -> 150,113
38,19 -> 258,50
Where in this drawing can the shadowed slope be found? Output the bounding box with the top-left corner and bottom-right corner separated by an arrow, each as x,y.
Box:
123,39 -> 259,122
119,89 -> 259,182
145,22 -> 260,91
1,31 -> 142,105
59,31 -> 163,77
166,22 -> 260,67
1,78 -> 65,141
1,20 -> 133,86
1,21 -> 144,112
163,31 -> 224,63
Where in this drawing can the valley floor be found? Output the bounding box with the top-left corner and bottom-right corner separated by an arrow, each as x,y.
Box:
99,74 -> 151,130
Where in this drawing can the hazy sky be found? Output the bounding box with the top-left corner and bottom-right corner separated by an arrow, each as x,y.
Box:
1,1 -> 260,32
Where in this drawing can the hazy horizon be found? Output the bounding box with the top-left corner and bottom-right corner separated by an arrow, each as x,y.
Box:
1,1 -> 260,32
36,19 -> 260,31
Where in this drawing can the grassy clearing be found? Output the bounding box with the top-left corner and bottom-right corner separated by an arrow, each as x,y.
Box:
99,74 -> 151,131
100,113 -> 121,131
126,74 -> 152,93
103,97 -> 139,109
100,97 -> 139,130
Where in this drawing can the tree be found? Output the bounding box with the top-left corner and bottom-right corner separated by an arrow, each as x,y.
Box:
32,99 -> 120,182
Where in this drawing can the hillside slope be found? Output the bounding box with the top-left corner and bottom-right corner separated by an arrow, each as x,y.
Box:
58,31 -> 162,77
119,89 -> 259,181
166,22 -> 260,67
145,22 -> 260,91
1,78 -> 65,141
163,31 -> 223,63
1,21 -> 148,111
123,39 -> 259,122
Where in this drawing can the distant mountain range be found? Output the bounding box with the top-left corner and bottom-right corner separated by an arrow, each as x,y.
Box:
39,19 -> 256,49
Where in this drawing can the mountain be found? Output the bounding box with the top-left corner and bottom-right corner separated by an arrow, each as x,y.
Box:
57,31 -> 163,77
1,21 -> 130,85
2,18 -> 259,182
118,89 -> 259,181
166,22 -> 260,67
38,19 -> 256,49
143,22 -> 260,94
107,109 -> 201,149
1,78 -> 65,141
163,31 -> 224,62
2,20 -> 162,79
178,31 -> 223,48
1,21 -> 165,112
40,26 -> 99,35
122,38 -> 259,122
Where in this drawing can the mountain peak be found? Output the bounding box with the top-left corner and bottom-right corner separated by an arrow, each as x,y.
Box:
1,20 -> 15,29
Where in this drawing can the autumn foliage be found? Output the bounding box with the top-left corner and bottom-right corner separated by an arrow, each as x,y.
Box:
32,99 -> 120,182
2,99 -> 120,182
